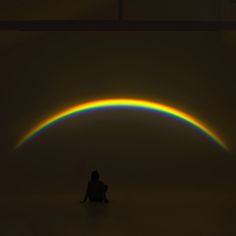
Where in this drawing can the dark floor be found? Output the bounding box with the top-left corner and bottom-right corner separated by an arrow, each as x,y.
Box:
1,186 -> 236,236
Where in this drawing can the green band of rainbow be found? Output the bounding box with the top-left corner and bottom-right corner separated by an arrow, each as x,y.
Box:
15,98 -> 228,150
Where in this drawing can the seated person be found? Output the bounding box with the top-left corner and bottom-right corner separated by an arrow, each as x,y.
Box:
81,170 -> 109,203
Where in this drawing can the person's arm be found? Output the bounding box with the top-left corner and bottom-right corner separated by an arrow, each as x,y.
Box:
80,183 -> 89,203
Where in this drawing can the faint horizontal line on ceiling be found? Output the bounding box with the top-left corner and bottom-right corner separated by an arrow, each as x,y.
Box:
0,20 -> 236,31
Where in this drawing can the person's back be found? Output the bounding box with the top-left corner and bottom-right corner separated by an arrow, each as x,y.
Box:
81,170 -> 109,203
87,180 -> 107,201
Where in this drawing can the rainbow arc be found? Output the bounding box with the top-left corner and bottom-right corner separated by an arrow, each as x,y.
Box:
16,98 -> 228,151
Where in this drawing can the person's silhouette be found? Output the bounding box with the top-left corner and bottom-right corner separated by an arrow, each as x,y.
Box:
81,170 -> 109,203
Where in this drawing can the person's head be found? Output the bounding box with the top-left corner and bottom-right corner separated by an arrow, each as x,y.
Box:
91,170 -> 100,181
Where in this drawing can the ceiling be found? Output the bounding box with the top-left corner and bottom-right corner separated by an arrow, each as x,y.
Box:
0,0 -> 235,21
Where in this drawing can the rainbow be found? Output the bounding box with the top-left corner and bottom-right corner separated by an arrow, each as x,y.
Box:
15,98 -> 228,150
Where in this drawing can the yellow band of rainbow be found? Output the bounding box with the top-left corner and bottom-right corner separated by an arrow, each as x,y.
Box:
15,98 -> 228,151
